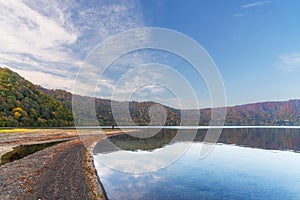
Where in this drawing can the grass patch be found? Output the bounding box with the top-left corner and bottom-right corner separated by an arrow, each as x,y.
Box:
0,128 -> 38,134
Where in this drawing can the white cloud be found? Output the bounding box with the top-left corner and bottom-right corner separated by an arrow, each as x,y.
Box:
242,1 -> 271,9
0,1 -> 77,63
139,84 -> 166,94
10,67 -> 75,91
279,53 -> 300,72
0,0 -> 204,109
0,0 -> 144,92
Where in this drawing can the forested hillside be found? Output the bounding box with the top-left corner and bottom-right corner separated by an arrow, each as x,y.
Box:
0,68 -> 73,127
40,87 -> 181,126
42,85 -> 300,126
198,99 -> 300,126
1,67 -> 300,127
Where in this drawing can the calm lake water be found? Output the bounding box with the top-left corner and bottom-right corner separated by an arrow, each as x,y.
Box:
93,128 -> 300,200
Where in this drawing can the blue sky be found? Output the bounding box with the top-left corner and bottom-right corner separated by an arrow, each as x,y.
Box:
0,0 -> 300,109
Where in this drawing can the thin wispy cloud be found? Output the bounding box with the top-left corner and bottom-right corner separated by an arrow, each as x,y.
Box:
233,1 -> 271,18
233,13 -> 245,18
242,1 -> 271,9
279,53 -> 300,72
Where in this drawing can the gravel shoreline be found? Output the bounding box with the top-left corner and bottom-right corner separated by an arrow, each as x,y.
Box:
0,129 -> 137,200
0,139 -> 107,200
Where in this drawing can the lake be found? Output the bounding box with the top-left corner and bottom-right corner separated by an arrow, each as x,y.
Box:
93,128 -> 300,199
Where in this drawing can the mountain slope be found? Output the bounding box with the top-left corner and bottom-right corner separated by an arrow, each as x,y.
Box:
41,86 -> 300,126
197,99 -> 300,126
225,100 -> 300,125
0,68 -> 73,127
1,67 -> 300,127
40,87 -> 181,126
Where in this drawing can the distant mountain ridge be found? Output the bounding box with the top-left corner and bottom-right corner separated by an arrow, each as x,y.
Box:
1,67 -> 300,127
38,86 -> 181,126
199,100 -> 300,126
39,73 -> 300,126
